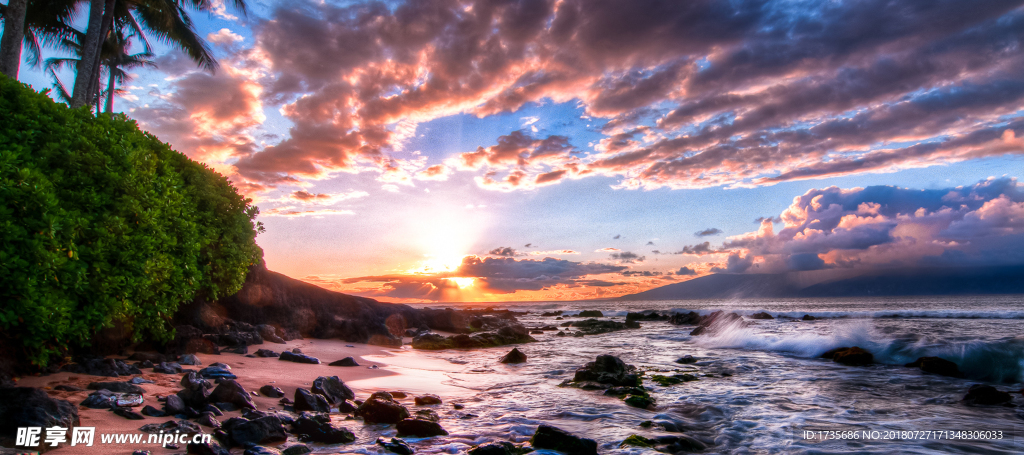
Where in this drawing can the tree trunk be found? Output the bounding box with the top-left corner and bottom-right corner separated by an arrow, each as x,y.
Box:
105,68 -> 115,113
71,0 -> 106,108
85,0 -> 116,107
0,0 -> 28,78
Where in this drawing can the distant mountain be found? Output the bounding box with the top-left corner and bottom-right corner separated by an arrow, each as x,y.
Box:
618,265 -> 1024,300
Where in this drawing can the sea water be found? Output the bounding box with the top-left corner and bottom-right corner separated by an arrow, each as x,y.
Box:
340,295 -> 1024,454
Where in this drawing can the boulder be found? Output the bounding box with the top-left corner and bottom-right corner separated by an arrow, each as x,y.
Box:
577,310 -> 604,317
414,394 -> 442,405
165,394 -> 188,415
141,405 -> 165,417
259,385 -> 285,398
905,357 -> 964,378
87,381 -> 146,394
396,418 -> 449,437
469,441 -> 515,455
199,366 -> 237,380
281,444 -> 312,455
196,412 -> 221,429
354,392 -> 410,424
675,355 -> 697,364
113,408 -> 145,420
61,357 -> 142,377
186,440 -> 231,455
377,437 -> 414,455
531,425 -> 598,455
254,349 -> 280,358
624,395 -> 655,409
294,388 -> 330,413
208,380 -> 256,410
81,390 -> 118,408
0,388 -> 79,447
329,357 -> 359,367
802,314 -> 816,321
290,412 -> 355,444
499,348 -> 527,364
821,347 -> 873,366
312,376 -> 355,404
668,311 -> 702,325
749,312 -> 774,320
223,415 -> 287,446
257,325 -> 286,344
179,354 -> 202,366
140,419 -> 202,435
279,351 -> 320,364
963,384 -> 1012,405
573,355 -> 640,386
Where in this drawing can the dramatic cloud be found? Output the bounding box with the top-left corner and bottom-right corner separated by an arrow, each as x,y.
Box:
675,266 -> 697,276
694,228 -> 722,237
702,177 -> 1024,272
609,251 -> 645,263
488,247 -> 520,257
179,0 -> 1024,193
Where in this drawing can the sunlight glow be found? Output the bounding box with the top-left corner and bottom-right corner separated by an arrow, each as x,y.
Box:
445,277 -> 476,288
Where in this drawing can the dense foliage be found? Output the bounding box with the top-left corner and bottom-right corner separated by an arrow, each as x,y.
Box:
0,75 -> 263,366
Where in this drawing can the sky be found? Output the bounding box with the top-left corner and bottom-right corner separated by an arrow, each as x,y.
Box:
7,0 -> 1024,302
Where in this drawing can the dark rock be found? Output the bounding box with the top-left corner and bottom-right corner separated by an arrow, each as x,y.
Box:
0,387 -> 80,447
203,404 -> 224,416
291,412 -> 355,444
499,348 -> 527,364
281,444 -> 312,455
577,310 -> 604,317
905,357 -> 964,378
624,394 -> 655,409
129,377 -> 154,385
179,354 -> 202,366
414,394 -> 442,405
223,415 -> 287,446
208,380 -> 256,410
338,400 -> 356,413
140,419 -> 202,434
141,405 -> 165,417
132,451 -> 152,455
541,311 -> 563,317
625,311 -> 668,323
675,355 -> 697,364
413,409 -> 439,422
659,435 -> 707,452
244,446 -> 282,455
88,381 -> 146,394
279,351 -> 320,364
186,440 -> 231,455
396,418 -> 448,437
294,388 -> 331,413
603,386 -> 646,396
153,361 -> 184,374
570,318 -> 634,335
61,357 -> 142,377
821,347 -> 874,366
750,312 -> 774,320
200,366 -> 237,380
165,394 -> 188,415
378,437 -> 415,455
802,314 -> 816,321
197,412 -> 222,428
81,390 -> 118,408
531,424 -> 598,455
134,360 -> 155,369
469,441 -> 514,455
312,376 -> 355,404
292,348 -> 302,353
54,384 -> 85,392
255,349 -> 279,358
452,403 -> 464,410
354,391 -> 410,424
222,345 -> 249,355
260,385 -> 284,398
113,408 -> 145,420
963,384 -> 1012,405
128,352 -> 166,363
257,325 -> 286,344
573,355 -> 640,387
668,311 -> 702,325
329,357 -> 359,367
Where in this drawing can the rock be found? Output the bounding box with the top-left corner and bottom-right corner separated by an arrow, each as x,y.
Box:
413,409 -> 440,422
281,444 -> 312,455
338,400 -> 356,413
223,415 -> 287,446
570,319 -> 634,335
573,355 -> 640,386
130,377 -> 154,385
291,412 -> 355,443
354,391 -> 410,424
260,385 -> 285,398
802,314 -> 816,321
199,366 -> 237,380
113,408 -> 146,420
81,390 -> 118,408
469,441 -> 514,455
378,437 -> 414,455
390,391 -> 408,399
414,394 -> 442,405
257,325 -> 286,344
279,351 -> 320,364
620,434 -> 655,448
186,440 -> 231,455
88,381 -> 146,394
165,394 -> 188,415
396,418 -> 449,437
153,361 -> 184,374
531,424 -> 598,455
541,311 -> 564,317
203,404 -> 224,416
905,357 -> 965,378
821,347 -> 874,366
208,380 -> 256,410
963,384 -> 1012,405
178,354 -> 202,366
61,357 -> 142,377
603,386 -> 646,396
499,348 -> 527,364
255,349 -> 280,358
197,412 -> 222,428
54,384 -> 85,392
312,376 -> 355,404
675,355 -> 697,364
294,388 -> 331,413
749,312 -> 774,320
624,395 -> 655,409
244,446 -> 282,455
329,357 -> 360,367
141,405 -> 165,417
659,435 -> 707,452
222,345 -> 249,355
132,450 -> 152,455
452,403 -> 464,410
0,387 -> 80,447
577,310 -> 604,317
140,419 -> 202,434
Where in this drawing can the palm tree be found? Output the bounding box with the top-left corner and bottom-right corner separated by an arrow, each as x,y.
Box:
71,0 -> 248,109
46,26 -> 153,113
0,0 -> 28,78
0,0 -> 78,78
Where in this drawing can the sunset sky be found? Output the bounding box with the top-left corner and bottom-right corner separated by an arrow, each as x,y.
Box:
16,0 -> 1024,302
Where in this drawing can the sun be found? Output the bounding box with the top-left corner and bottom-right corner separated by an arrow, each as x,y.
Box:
445,277 -> 475,288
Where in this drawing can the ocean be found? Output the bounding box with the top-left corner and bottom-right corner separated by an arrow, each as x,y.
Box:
341,295 -> 1024,454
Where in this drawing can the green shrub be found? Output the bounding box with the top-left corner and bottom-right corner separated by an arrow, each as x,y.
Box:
0,76 -> 263,367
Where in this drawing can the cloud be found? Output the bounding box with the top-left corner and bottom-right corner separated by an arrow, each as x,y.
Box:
675,266 -> 697,276
596,247 -> 620,252
609,251 -> 645,263
613,234 -> 621,239
488,247 -> 520,257
261,207 -> 356,217
528,249 -> 580,256
694,227 -> 723,237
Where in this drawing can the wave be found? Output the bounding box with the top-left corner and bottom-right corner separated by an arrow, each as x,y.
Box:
694,320 -> 1024,383
663,308 -> 1024,320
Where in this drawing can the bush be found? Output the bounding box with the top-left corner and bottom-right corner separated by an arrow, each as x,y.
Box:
0,76 -> 263,367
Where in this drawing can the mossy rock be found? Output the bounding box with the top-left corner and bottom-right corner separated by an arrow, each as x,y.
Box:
650,374 -> 698,386
624,395 -> 655,409
619,434 -> 655,448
